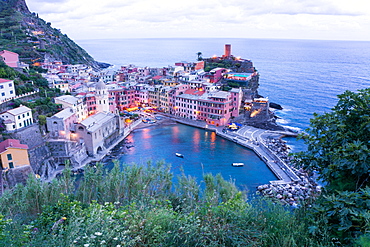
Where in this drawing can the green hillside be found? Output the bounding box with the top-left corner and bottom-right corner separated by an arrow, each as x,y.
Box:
0,0 -> 102,69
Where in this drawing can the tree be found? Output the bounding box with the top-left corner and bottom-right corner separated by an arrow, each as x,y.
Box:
293,89 -> 370,245
196,51 -> 202,61
38,115 -> 46,126
294,89 -> 370,192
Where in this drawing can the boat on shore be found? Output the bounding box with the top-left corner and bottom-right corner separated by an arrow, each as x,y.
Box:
175,153 -> 184,158
232,162 -> 244,167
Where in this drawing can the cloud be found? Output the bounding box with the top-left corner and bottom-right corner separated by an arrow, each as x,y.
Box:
25,0 -> 370,41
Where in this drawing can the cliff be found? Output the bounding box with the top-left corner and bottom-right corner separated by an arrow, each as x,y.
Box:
0,0 -> 107,69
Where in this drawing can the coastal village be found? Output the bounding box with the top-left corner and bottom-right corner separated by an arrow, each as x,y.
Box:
0,44 -> 320,206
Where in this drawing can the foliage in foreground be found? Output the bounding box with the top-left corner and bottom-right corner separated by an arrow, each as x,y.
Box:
293,88 -> 370,245
0,162 -> 333,247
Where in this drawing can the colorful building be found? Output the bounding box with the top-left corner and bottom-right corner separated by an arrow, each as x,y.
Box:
207,68 -> 229,83
174,88 -> 241,126
0,50 -> 19,68
0,139 -> 30,170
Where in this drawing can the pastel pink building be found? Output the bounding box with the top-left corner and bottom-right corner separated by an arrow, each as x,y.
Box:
174,88 -> 241,127
198,91 -> 233,126
84,93 -> 97,116
0,50 -> 19,68
207,68 -> 229,83
109,88 -> 137,112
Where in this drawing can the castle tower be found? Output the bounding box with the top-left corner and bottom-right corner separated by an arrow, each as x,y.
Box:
224,44 -> 231,58
95,79 -> 109,113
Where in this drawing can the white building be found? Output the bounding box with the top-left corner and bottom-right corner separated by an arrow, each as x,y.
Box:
74,112 -> 117,156
46,108 -> 77,140
0,105 -> 33,131
0,79 -> 16,102
95,80 -> 109,113
54,95 -> 88,122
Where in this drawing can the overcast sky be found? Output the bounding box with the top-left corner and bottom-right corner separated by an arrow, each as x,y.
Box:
26,0 -> 370,41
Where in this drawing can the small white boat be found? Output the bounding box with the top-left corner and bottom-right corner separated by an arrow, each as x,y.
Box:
175,153 -> 184,158
232,163 -> 244,167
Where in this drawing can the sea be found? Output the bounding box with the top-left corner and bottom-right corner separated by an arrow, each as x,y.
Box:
76,38 -> 370,189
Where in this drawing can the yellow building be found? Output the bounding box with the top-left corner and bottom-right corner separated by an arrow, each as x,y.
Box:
0,139 -> 30,170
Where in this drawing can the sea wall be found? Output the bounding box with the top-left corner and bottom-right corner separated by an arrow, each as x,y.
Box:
9,124 -> 59,178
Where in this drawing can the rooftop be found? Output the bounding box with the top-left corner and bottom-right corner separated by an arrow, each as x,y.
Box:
0,79 -> 12,83
184,89 -> 206,96
51,108 -> 75,120
0,139 -> 28,154
55,95 -> 79,105
80,112 -> 115,132
4,105 -> 31,116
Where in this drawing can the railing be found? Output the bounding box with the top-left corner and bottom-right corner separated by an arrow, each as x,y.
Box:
0,90 -> 39,104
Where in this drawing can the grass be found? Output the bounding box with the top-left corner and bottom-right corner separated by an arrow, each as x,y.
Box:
0,161 -> 335,246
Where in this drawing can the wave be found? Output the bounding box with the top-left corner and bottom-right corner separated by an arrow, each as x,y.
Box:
282,125 -> 302,133
276,118 -> 289,124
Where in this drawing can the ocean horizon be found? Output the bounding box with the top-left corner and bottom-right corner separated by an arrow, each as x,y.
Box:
76,37 -> 370,151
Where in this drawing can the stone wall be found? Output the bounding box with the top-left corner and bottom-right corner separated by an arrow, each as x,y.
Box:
7,124 -> 59,178
3,165 -> 34,188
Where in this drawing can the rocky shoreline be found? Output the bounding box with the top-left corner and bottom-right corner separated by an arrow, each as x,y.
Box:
257,168 -> 322,207
258,137 -> 321,206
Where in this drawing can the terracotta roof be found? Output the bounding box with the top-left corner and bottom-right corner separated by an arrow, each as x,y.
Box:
0,79 -> 12,83
0,139 -> 28,154
152,75 -> 162,80
184,89 -> 206,96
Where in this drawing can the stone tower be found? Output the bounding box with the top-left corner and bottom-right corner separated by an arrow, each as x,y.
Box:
224,44 -> 231,58
95,79 -> 109,113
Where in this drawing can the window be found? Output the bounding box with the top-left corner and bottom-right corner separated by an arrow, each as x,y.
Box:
1,92 -> 4,96
9,162 -> 14,169
10,90 -> 13,94
0,85 -> 3,89
7,153 -> 12,161
9,83 -> 12,87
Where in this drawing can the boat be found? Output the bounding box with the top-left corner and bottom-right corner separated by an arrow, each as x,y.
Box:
175,153 -> 184,158
232,163 -> 244,167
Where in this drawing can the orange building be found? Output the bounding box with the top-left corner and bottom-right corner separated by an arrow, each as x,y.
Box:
0,139 -> 30,170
